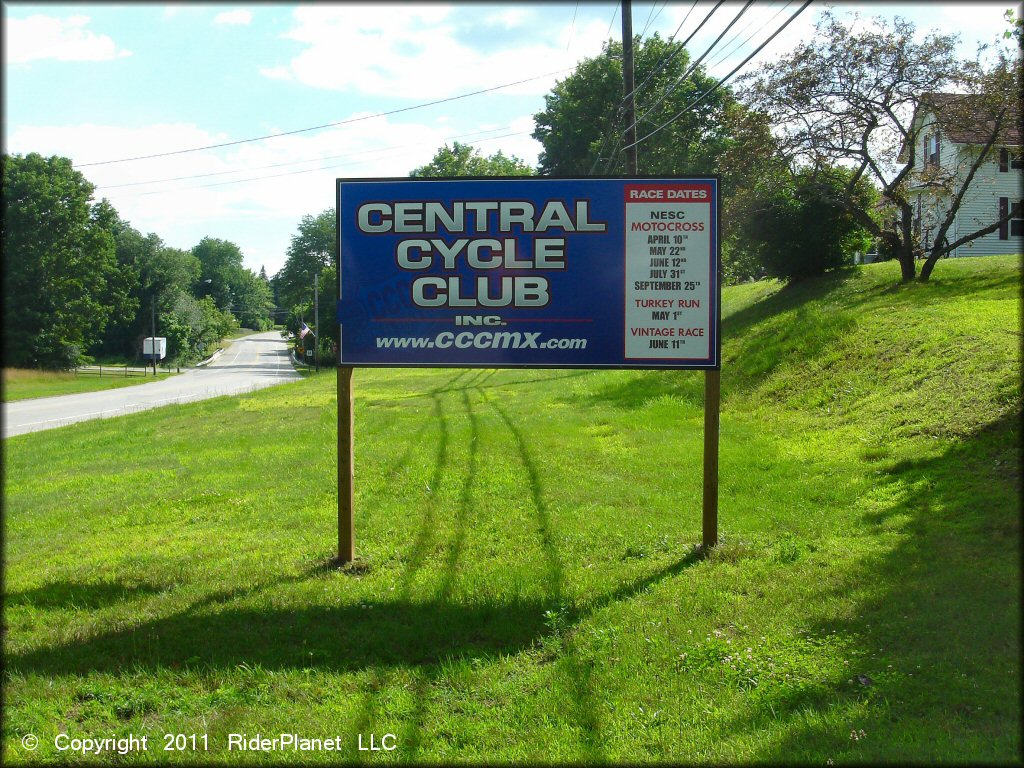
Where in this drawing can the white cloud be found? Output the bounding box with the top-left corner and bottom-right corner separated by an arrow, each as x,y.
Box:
260,4 -> 594,98
4,14 -> 132,64
213,10 -> 253,26
258,65 -> 292,81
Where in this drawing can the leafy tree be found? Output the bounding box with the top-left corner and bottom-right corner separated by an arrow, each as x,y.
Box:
192,236 -> 245,309
740,11 -> 1022,281
2,153 -> 132,368
739,167 -> 877,282
231,268 -> 275,331
192,236 -> 271,329
160,292 -> 236,365
532,34 -> 734,176
715,102 -> 797,282
1006,8 -> 1023,46
94,208 -> 203,358
410,142 -> 534,177
275,210 -> 335,313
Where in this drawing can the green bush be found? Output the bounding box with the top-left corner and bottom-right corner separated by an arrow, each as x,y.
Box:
742,168 -> 876,282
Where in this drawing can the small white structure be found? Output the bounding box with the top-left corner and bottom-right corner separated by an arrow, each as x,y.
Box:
142,336 -> 167,360
899,93 -> 1022,258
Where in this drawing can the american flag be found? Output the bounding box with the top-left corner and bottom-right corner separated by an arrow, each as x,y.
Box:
299,322 -> 312,339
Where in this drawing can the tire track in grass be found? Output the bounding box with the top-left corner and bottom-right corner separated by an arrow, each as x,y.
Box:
435,387 -> 479,601
400,386 -> 481,759
484,389 -> 606,759
484,392 -> 564,601
346,378 -> 481,756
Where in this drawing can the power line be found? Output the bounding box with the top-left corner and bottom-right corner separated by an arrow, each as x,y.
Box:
645,0 -> 669,32
95,126 -> 516,190
586,0 -> 706,175
625,0 -> 720,111
566,0 -> 580,51
703,0 -> 790,75
590,0 -> 727,171
638,1 -> 655,38
111,131 -> 532,198
606,1 -> 621,39
75,68 -> 573,168
625,0 -> 814,152
629,0 -> 755,133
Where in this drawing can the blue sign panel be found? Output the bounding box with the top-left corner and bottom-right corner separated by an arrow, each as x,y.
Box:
337,177 -> 719,369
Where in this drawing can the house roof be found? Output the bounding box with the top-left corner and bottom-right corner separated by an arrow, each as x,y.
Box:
898,92 -> 1021,162
921,93 -> 1022,145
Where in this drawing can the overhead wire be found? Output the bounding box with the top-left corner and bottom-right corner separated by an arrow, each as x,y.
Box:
702,0 -> 791,75
627,0 -> 716,106
642,0 -> 670,36
588,0 -> 708,174
627,0 -> 755,134
581,0 -> 632,175
624,0 -> 814,152
109,131 -> 532,198
589,0 -> 724,174
639,1 -> 659,38
74,67 -> 574,168
605,0 -> 621,39
95,126 -> 516,190
566,0 -> 580,51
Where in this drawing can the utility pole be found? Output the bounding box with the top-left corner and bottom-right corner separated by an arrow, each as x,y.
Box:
621,0 -> 639,175
314,272 -> 319,373
151,294 -> 157,376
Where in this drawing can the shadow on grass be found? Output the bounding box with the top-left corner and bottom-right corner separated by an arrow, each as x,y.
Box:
722,268 -> 856,339
346,382 -> 484,758
719,410 -> 1022,762
368,370 -> 593,405
487,393 -> 565,600
6,581 -> 166,610
8,531 -> 707,680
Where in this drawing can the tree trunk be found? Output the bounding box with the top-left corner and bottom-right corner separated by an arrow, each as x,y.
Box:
919,252 -> 940,281
897,246 -> 917,282
896,205 -> 917,281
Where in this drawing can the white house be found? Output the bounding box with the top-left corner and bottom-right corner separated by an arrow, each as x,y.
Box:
899,92 -> 1022,258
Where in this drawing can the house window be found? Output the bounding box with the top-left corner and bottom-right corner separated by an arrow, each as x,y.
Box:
924,133 -> 939,166
998,149 -> 1024,172
998,198 -> 1024,239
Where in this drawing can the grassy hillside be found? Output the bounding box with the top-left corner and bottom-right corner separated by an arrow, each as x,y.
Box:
3,255 -> 1020,764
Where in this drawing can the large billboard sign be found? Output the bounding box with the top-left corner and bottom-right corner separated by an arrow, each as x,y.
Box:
337,177 -> 719,369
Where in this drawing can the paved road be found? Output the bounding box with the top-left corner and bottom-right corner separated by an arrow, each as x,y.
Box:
2,332 -> 302,438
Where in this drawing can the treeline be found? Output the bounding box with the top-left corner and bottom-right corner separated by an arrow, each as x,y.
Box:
2,153 -> 274,369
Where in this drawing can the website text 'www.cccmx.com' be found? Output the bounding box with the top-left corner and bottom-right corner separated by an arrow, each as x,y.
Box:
376,331 -> 588,350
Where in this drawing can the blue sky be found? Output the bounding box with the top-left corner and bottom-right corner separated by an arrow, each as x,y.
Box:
3,2 -> 1016,276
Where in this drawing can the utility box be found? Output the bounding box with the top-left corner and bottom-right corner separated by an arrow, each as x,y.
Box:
143,336 -> 167,360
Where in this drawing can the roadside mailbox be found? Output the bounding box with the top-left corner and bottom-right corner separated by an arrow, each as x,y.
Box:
142,336 -> 167,361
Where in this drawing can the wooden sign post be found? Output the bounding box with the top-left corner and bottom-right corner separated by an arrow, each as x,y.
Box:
702,368 -> 720,549
337,366 -> 355,564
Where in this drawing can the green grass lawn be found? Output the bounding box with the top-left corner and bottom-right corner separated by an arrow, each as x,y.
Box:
2,368 -> 176,402
2,256 -> 1020,764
